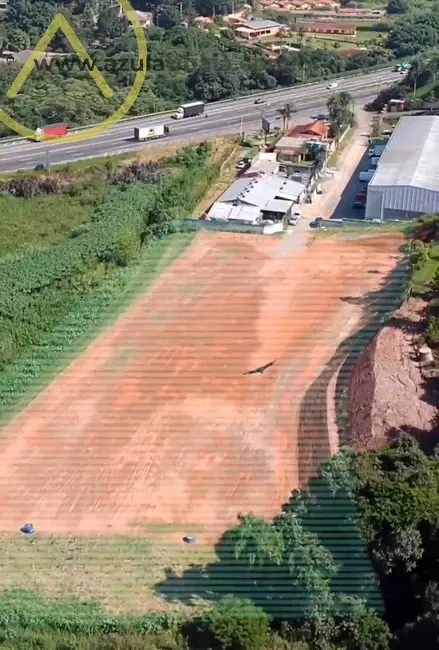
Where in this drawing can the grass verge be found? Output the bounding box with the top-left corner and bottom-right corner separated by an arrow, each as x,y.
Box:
313,221 -> 409,238
411,240 -> 439,293
327,126 -> 355,168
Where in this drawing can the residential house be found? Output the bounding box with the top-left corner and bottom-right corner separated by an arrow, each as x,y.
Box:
206,173 -> 306,224
275,121 -> 333,182
259,0 -> 340,10
0,49 -> 70,65
135,10 -> 153,27
337,7 -> 384,18
223,5 -> 253,23
294,21 -> 356,36
308,0 -> 340,8
195,16 -> 214,24
232,18 -> 285,39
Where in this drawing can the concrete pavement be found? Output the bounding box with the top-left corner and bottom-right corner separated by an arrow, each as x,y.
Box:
0,68 -> 399,172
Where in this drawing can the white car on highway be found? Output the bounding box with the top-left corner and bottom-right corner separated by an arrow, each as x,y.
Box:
327,82 -> 338,90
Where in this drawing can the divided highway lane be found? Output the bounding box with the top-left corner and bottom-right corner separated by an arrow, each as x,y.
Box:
0,69 -> 398,172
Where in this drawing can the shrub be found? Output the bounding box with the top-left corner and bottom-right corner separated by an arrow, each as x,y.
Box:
408,240 -> 431,269
200,596 -> 271,650
108,161 -> 162,184
427,315 -> 439,344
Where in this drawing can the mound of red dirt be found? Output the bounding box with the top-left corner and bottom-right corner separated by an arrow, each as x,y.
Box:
347,299 -> 437,450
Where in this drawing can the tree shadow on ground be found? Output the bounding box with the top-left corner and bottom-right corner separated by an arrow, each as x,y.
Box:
154,258 -> 409,618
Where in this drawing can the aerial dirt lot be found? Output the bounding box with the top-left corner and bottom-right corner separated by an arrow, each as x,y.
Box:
0,230 -> 405,543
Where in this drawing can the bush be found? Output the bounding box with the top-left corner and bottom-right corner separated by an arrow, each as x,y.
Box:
108,161 -> 162,184
199,597 -> 271,650
408,240 -> 431,269
427,315 -> 439,344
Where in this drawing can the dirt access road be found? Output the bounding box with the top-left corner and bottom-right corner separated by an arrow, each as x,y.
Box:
0,230 -> 403,542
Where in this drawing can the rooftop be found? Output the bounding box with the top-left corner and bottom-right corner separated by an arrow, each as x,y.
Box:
207,203 -> 261,224
238,19 -> 283,29
275,135 -> 309,151
295,21 -> 356,31
287,120 -> 329,138
212,173 -> 305,210
369,116 -> 439,191
247,152 -> 279,174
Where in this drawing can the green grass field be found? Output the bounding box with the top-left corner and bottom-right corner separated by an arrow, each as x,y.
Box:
0,182 -> 108,258
0,532 -> 214,614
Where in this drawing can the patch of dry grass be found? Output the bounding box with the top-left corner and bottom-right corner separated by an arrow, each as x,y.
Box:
194,141 -> 244,216
0,532 -> 215,614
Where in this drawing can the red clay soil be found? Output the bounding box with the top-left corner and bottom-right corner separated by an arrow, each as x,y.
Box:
347,298 -> 437,450
0,231 -> 404,542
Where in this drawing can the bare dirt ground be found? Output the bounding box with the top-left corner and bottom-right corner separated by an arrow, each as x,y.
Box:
347,297 -> 438,450
0,230 -> 404,544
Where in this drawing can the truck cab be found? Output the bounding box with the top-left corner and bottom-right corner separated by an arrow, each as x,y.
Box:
173,107 -> 185,120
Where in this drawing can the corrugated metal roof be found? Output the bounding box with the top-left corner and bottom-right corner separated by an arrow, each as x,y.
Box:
215,178 -> 254,203
215,174 -> 305,208
366,185 -> 439,216
239,19 -> 282,29
207,202 -> 261,224
264,199 -> 293,213
369,116 -> 439,192
228,205 -> 261,223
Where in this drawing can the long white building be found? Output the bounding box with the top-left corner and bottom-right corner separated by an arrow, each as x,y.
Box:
366,116 -> 439,221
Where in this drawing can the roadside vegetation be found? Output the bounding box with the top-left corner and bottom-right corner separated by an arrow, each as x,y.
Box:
0,140 -> 225,421
407,214 -> 439,347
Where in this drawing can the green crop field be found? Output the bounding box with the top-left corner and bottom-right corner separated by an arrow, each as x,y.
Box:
0,183 -> 108,258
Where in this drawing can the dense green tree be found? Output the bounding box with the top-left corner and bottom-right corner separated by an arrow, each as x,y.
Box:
387,0 -> 409,14
327,91 -> 354,144
200,596 -> 272,650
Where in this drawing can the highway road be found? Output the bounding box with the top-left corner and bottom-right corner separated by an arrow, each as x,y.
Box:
0,68 -> 398,172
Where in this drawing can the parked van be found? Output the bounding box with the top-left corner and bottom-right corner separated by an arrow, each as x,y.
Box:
288,206 -> 302,225
359,170 -> 375,182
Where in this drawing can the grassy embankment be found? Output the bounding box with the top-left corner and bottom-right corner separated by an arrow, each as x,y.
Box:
0,138 -> 238,423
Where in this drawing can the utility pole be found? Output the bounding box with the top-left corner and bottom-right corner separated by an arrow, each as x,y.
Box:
179,2 -> 182,19
45,149 -> 50,171
302,61 -> 306,84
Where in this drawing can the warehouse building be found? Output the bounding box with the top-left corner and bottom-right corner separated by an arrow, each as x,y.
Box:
365,116 -> 439,221
206,173 -> 306,224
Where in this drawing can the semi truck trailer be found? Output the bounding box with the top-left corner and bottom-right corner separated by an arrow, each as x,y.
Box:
34,123 -> 69,141
134,124 -> 170,141
173,101 -> 205,120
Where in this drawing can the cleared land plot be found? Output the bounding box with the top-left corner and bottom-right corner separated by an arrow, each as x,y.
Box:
0,230 -> 405,610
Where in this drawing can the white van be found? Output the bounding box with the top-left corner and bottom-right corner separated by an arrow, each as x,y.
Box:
288,206 -> 302,225
358,170 -> 375,182
327,82 -> 338,90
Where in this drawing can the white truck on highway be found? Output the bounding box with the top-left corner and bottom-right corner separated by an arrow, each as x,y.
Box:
173,101 -> 205,120
134,124 -> 170,141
